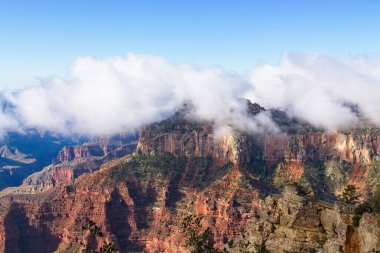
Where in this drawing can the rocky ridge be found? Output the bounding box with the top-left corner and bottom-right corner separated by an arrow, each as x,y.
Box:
0,138 -> 137,196
0,130 -> 80,190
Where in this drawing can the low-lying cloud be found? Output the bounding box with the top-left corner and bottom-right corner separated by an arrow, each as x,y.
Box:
247,53 -> 380,130
3,54 -> 266,136
1,52 -> 380,137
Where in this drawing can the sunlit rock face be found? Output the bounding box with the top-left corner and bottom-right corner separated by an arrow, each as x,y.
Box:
227,186 -> 380,253
139,118 -> 380,197
138,123 -> 254,166
0,102 -> 379,252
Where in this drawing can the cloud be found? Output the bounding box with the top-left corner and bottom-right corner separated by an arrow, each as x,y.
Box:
246,52 -> 380,130
0,94 -> 21,137
1,52 -> 380,137
0,111 -> 20,137
4,54 -> 274,136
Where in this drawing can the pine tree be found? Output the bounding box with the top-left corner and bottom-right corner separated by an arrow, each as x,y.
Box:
340,185 -> 360,205
80,219 -> 117,253
180,215 -> 219,253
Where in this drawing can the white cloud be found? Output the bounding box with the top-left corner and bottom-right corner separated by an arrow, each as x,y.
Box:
247,52 -> 380,130
4,54 -> 273,136
0,111 -> 20,137
1,52 -> 380,137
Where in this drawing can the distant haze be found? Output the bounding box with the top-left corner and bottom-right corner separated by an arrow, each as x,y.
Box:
1,53 -> 380,137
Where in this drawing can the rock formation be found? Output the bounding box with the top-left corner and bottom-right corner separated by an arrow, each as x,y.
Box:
0,102 -> 378,252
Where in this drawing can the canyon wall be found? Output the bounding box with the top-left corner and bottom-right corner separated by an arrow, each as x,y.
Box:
0,110 -> 379,252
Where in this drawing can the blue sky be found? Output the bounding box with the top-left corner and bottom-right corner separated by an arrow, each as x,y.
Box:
1,0 -> 380,88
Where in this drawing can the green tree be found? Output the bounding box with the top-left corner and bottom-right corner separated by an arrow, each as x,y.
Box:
351,191 -> 380,227
372,190 -> 380,212
80,219 -> 117,253
180,215 -> 219,253
339,185 -> 360,205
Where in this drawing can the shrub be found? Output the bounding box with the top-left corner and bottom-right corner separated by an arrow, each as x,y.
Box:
352,215 -> 361,227
354,201 -> 373,215
180,215 -> 219,253
372,190 -> 380,212
339,185 -> 360,205
293,182 -> 311,196
80,219 -> 117,253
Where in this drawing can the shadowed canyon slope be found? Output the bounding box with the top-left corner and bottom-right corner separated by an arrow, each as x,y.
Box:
0,131 -> 82,190
0,102 -> 379,253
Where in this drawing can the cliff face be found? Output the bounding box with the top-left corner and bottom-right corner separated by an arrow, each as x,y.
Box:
56,145 -> 105,163
138,122 -> 254,166
0,108 -> 379,252
139,120 -> 380,197
139,125 -> 380,167
56,132 -> 138,163
258,132 -> 380,164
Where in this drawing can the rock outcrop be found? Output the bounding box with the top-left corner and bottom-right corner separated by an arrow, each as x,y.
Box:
227,186 -> 380,253
56,145 -> 105,163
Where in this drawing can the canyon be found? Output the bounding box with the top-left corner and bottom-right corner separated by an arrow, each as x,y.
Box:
0,130 -> 80,190
0,102 -> 379,252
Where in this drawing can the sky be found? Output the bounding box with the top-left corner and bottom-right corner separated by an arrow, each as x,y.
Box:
1,0 -> 380,88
